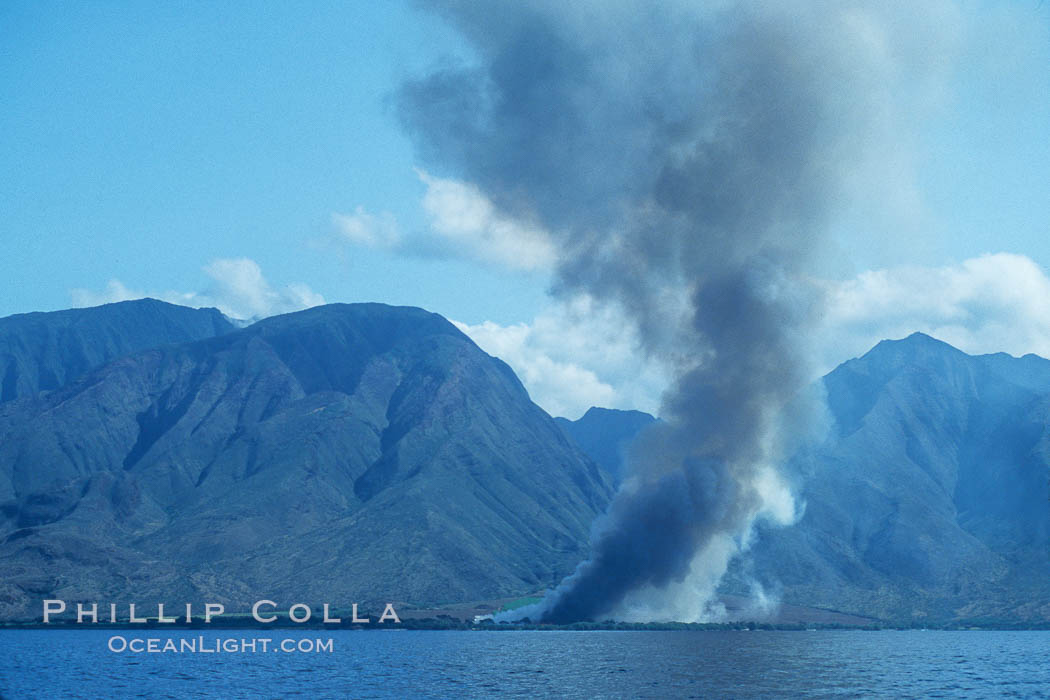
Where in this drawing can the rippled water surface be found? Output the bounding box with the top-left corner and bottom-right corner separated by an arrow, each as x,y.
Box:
1,629 -> 1048,698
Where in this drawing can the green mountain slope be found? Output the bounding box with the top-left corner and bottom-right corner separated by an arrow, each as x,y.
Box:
0,303 -> 612,620
727,333 -> 1050,624
0,298 -> 235,403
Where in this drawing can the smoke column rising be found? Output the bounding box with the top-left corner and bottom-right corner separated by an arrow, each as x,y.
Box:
399,1 -> 958,622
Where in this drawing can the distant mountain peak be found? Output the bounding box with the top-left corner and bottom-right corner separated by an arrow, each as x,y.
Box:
557,406 -> 658,484
742,330 -> 1050,624
869,331 -> 961,355
0,300 -> 236,403
840,333 -> 972,381
579,406 -> 656,421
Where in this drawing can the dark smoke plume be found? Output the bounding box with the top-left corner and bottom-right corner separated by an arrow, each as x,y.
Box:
399,1 -> 956,622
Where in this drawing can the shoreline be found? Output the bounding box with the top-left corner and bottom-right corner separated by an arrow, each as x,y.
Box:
3,620 -> 1049,632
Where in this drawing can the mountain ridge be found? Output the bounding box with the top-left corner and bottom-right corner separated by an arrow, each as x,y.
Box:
554,407 -> 657,484
725,331 -> 1050,624
1,300 -> 1047,624
0,302 -> 613,620
0,298 -> 236,404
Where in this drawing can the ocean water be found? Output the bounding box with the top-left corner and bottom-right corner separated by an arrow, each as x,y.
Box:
0,629 -> 1047,698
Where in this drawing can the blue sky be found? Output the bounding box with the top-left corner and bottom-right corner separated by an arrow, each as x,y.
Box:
1,0 -> 548,323
2,1 -> 1049,417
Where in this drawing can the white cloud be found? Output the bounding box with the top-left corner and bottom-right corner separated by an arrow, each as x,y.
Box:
333,170 -> 556,272
454,253 -> 1050,418
454,295 -> 669,419
194,258 -> 325,320
332,207 -> 400,249
70,279 -> 142,308
73,253 -> 1050,419
70,258 -> 325,322
454,318 -> 616,419
821,252 -> 1050,370
417,169 -> 557,270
